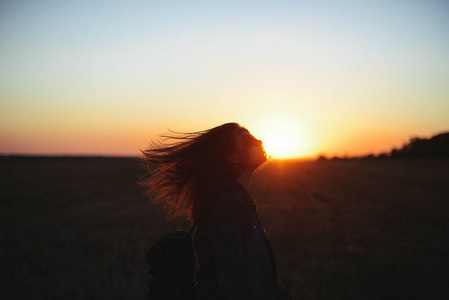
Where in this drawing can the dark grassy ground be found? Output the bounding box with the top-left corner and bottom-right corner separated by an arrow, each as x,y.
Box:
1,157 -> 449,299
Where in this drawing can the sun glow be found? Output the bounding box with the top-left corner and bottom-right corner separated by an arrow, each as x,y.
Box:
255,117 -> 308,159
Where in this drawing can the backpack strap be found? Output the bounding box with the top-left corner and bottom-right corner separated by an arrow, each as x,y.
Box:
188,220 -> 199,286
188,221 -> 198,236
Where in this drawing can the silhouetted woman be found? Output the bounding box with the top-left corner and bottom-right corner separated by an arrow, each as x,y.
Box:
140,122 -> 292,300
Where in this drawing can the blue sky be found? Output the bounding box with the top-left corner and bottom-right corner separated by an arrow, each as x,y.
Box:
1,0 -> 448,157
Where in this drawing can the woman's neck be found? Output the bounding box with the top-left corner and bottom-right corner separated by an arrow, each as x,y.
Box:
237,168 -> 256,188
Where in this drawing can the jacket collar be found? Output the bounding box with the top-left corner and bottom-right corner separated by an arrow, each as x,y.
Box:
228,180 -> 257,212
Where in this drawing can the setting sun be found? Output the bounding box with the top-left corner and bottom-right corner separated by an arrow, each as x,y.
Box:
255,117 -> 309,159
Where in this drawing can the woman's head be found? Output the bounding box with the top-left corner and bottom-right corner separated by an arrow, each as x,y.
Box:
139,122 -> 266,223
230,126 -> 267,171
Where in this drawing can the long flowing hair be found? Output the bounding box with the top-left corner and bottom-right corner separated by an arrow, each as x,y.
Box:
138,122 -> 244,224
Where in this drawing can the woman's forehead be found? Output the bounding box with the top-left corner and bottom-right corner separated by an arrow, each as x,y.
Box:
240,127 -> 250,135
234,127 -> 251,141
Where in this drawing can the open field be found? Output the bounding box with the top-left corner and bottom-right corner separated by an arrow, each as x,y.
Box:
1,157 -> 449,299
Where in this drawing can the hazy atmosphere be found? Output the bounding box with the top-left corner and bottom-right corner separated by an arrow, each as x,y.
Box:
1,0 -> 448,158
2,2 -> 449,299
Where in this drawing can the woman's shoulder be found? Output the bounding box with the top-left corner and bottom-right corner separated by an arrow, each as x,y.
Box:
205,191 -> 247,234
208,190 -> 246,219
213,190 -> 242,210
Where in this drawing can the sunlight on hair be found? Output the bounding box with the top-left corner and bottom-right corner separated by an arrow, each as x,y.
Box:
256,117 -> 308,159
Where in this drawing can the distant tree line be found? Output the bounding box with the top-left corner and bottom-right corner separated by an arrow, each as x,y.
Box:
317,132 -> 449,161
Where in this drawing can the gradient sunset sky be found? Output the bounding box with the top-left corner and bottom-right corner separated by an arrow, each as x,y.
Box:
1,0 -> 448,158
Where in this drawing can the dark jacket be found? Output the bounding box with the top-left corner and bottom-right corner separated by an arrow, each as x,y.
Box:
193,180 -> 290,300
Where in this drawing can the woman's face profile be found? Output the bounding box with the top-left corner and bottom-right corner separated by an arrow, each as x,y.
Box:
233,127 -> 267,169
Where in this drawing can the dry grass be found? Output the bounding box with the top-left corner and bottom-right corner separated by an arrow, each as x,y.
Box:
1,157 -> 448,299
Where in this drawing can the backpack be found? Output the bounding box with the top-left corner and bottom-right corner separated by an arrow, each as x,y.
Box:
145,224 -> 197,300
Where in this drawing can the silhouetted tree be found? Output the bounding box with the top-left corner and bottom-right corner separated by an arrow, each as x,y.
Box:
317,154 -> 328,161
391,132 -> 449,158
314,132 -> 448,161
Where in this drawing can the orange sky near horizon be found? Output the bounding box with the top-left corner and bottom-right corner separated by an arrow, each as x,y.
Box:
1,1 -> 448,159
0,105 -> 446,159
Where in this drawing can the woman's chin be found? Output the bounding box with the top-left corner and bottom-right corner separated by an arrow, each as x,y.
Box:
256,153 -> 268,166
261,150 -> 268,161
